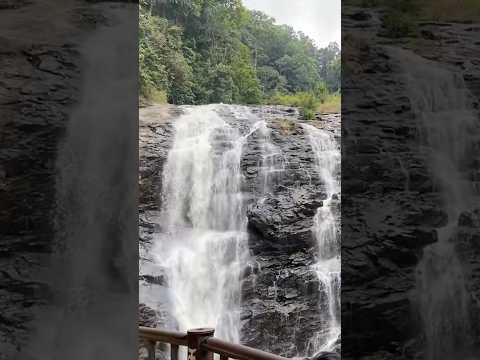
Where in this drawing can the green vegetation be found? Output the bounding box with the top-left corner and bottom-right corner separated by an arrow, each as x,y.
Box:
268,92 -> 319,120
268,89 -> 340,117
139,3 -> 194,103
139,0 -> 341,118
318,93 -> 341,114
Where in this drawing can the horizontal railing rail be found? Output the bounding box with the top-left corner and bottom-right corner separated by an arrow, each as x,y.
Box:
139,326 -> 289,360
203,336 -> 287,360
140,326 -> 188,346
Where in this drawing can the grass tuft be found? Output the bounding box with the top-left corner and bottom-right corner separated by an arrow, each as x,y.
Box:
140,88 -> 168,106
318,93 -> 341,114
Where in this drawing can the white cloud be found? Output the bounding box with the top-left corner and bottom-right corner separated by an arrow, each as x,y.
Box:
242,0 -> 341,48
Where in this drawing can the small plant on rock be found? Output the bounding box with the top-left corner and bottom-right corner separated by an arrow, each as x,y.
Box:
278,118 -> 295,135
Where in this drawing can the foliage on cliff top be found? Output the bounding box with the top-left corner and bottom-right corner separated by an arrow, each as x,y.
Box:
139,0 -> 341,109
266,91 -> 341,119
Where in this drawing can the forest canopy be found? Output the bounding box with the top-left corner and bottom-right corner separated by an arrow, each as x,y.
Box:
139,0 -> 341,115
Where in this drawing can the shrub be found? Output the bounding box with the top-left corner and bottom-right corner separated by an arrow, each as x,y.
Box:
145,89 -> 168,104
267,92 -> 319,120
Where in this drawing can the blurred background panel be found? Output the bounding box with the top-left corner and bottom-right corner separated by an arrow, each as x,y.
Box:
0,1 -> 138,359
342,1 -> 480,359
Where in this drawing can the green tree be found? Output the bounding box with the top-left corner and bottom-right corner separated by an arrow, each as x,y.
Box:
139,0 -> 341,107
231,45 -> 262,104
209,63 -> 236,103
317,42 -> 340,92
139,1 -> 194,103
256,66 -> 287,96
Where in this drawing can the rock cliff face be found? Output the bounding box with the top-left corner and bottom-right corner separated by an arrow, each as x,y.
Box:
138,105 -> 341,357
239,108 -> 340,357
342,6 -> 480,359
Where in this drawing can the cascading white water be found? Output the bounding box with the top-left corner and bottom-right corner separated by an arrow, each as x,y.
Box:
302,124 -> 341,354
396,48 -> 476,359
256,121 -> 286,194
149,104 -> 251,342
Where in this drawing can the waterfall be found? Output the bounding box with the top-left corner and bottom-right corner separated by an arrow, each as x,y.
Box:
395,48 -> 476,359
145,104 -> 253,343
302,124 -> 341,354
140,104 -> 342,356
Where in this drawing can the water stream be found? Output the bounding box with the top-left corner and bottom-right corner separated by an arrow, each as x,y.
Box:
151,105 -> 250,342
302,124 -> 341,354
396,48 -> 476,359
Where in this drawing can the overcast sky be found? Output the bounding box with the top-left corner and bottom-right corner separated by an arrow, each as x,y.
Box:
242,0 -> 341,48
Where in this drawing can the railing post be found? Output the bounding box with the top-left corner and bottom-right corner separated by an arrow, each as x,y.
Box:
146,340 -> 156,360
171,344 -> 179,360
187,328 -> 215,360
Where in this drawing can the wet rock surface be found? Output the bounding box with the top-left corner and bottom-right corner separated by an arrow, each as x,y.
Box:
139,303 -> 158,328
239,108 -> 340,357
139,105 -> 179,212
246,189 -> 324,253
138,105 -> 341,357
343,5 -> 480,359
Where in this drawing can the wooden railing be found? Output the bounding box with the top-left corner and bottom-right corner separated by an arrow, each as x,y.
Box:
139,326 -> 289,360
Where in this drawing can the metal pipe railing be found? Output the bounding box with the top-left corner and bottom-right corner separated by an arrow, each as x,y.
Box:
138,326 -> 289,360
202,336 -> 288,360
139,326 -> 188,346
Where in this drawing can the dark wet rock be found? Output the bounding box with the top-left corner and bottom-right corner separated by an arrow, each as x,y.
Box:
139,105 -> 176,213
139,303 -> 158,328
247,190 -> 325,253
140,275 -> 167,287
